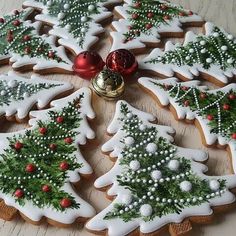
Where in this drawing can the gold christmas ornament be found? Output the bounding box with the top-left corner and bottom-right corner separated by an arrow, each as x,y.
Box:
91,68 -> 125,100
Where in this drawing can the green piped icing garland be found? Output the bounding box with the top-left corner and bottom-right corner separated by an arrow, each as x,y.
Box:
123,0 -> 193,43
0,95 -> 87,211
104,102 -> 226,222
145,26 -> 236,71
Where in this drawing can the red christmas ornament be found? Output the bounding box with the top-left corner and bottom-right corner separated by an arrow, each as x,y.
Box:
64,137 -> 73,144
207,114 -> 214,121
147,12 -> 154,18
59,161 -> 69,171
15,189 -> 24,198
56,116 -> 64,123
13,20 -> 21,26
106,49 -> 138,77
60,198 -> 72,208
223,104 -> 230,110
164,15 -> 170,20
73,51 -> 105,80
25,163 -> 36,173
146,23 -> 153,29
228,93 -> 236,100
39,127 -> 47,135
132,13 -> 139,19
184,100 -> 190,107
14,141 -> 23,150
42,185 -> 51,193
232,133 -> 236,139
49,143 -> 57,150
48,51 -> 55,58
134,2 -> 141,8
23,35 -> 31,41
24,46 -> 31,54
0,18 -> 5,23
200,92 -> 207,99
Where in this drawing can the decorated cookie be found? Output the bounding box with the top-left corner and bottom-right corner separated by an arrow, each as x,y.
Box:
0,9 -> 73,74
0,71 -> 73,122
140,22 -> 236,86
0,87 -> 96,226
110,0 -> 204,53
23,0 -> 123,55
86,100 -> 236,236
139,77 -> 236,174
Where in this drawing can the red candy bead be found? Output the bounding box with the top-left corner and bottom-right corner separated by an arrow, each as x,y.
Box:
184,100 -> 190,107
24,46 -> 31,54
25,163 -> 36,173
23,35 -> 31,41
13,20 -> 21,26
164,15 -> 170,20
228,94 -> 236,100
39,127 -> 47,135
59,161 -> 69,171
132,13 -> 139,19
60,198 -> 72,208
223,104 -> 230,110
232,133 -> 236,139
14,141 -> 23,150
134,2 -> 141,8
48,51 -> 55,58
106,49 -> 138,77
15,189 -> 24,198
42,185 -> 51,193
207,115 -> 214,121
0,18 -> 5,23
49,143 -> 57,150
146,23 -> 152,29
56,116 -> 64,123
147,12 -> 154,18
64,137 -> 73,144
73,51 -> 105,80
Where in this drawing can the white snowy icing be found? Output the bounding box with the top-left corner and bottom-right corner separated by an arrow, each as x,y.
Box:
23,0 -> 123,54
168,159 -> 180,171
110,0 -> 203,52
0,87 -> 96,224
0,71 -> 73,120
138,77 -> 236,173
180,181 -> 192,192
139,22 -> 236,85
86,99 -> 236,235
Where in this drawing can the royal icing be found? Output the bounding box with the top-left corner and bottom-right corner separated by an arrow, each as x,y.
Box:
86,100 -> 236,235
110,0 -> 203,52
23,0 -> 123,54
140,22 -> 236,86
0,71 -> 73,120
138,77 -> 236,173
0,9 -> 73,73
0,88 -> 96,224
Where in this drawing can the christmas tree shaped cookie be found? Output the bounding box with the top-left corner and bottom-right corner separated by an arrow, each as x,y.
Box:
110,0 -> 204,53
0,87 -> 96,226
139,77 -> 236,173
140,22 -> 236,86
86,100 -> 236,236
0,9 -> 73,74
23,0 -> 123,55
0,71 -> 73,121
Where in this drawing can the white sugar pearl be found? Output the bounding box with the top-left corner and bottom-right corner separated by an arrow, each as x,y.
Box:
139,124 -> 146,131
221,45 -> 228,51
227,58 -> 233,64
58,12 -> 65,20
200,40 -> 206,45
122,194 -> 132,205
65,24 -> 71,31
129,160 -> 140,171
228,34 -> 233,40
81,16 -> 88,22
0,90 -> 6,96
180,181 -> 192,192
213,32 -> 219,37
88,4 -> 95,11
76,37 -> 82,42
23,92 -> 29,98
146,143 -> 157,153
206,58 -> 212,63
189,48 -> 194,53
127,112 -> 132,118
81,27 -> 86,33
140,204 -> 152,217
185,56 -> 190,60
201,49 -> 206,54
46,0 -> 52,6
8,80 -> 17,88
125,136 -> 135,146
168,160 -> 180,171
64,3 -> 70,9
209,180 -> 220,191
151,170 -> 162,180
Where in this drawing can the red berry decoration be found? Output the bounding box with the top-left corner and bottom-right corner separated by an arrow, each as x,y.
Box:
146,23 -> 153,29
42,185 -> 51,193
106,49 -> 138,77
48,51 -> 55,58
23,35 -> 31,41
14,141 -> 23,150
39,127 -> 47,135
15,189 -> 24,198
232,133 -> 236,140
64,137 -> 73,144
223,104 -> 230,110
49,143 -> 57,150
56,116 -> 64,123
228,93 -> 236,100
0,18 -> 5,23
73,51 -> 105,80
184,100 -> 190,107
60,198 -> 72,208
147,12 -> 154,18
25,163 -> 36,173
13,20 -> 21,26
164,15 -> 170,20
24,46 -> 31,54
207,114 -> 214,121
134,2 -> 141,8
132,13 -> 139,19
59,161 -> 69,171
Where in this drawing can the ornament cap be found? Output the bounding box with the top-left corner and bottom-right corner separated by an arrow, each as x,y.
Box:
91,68 -> 124,100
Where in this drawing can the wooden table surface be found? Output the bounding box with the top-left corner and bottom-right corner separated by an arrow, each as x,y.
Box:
0,0 -> 236,236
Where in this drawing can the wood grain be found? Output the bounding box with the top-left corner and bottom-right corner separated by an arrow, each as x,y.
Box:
0,0 -> 235,236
